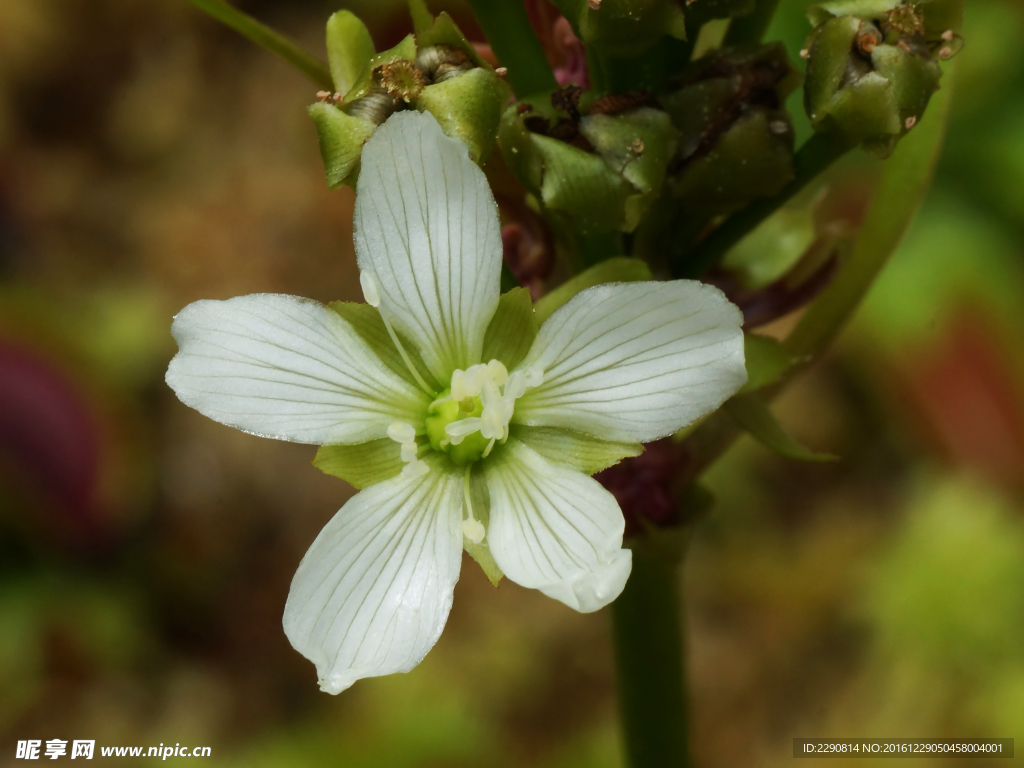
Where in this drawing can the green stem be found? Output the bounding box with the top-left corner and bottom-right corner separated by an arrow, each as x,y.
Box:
187,0 -> 332,89
723,0 -> 782,47
785,74 -> 954,360
466,0 -> 557,98
612,546 -> 690,768
673,132 -> 853,279
680,63 -> 956,479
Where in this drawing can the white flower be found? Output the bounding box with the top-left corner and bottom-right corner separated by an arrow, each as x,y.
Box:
165,111 -> 747,694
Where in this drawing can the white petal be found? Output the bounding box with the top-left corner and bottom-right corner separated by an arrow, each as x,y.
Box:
166,294 -> 429,444
283,464 -> 463,694
485,439 -> 632,613
354,111 -> 502,381
513,281 -> 746,443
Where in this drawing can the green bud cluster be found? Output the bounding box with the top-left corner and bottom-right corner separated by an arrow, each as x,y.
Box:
310,9 -> 510,189
499,87 -> 679,236
661,44 -> 801,215
548,0 -> 687,59
803,0 -> 962,156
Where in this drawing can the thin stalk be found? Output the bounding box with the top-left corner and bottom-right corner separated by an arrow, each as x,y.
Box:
188,0 -> 332,89
673,132 -> 853,279
612,547 -> 690,768
723,0 -> 782,47
785,74 -> 954,360
680,63 -> 956,479
466,0 -> 557,98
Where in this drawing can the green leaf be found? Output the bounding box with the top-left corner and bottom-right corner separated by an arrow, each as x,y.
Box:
313,439 -> 405,488
534,257 -> 652,324
464,468 -> 503,585
415,68 -> 509,163
308,103 -> 376,189
482,288 -> 537,370
510,425 -> 643,475
408,0 -> 433,34
741,333 -> 798,393
325,11 -> 375,96
726,394 -> 838,461
328,302 -> 440,392
187,0 -> 332,89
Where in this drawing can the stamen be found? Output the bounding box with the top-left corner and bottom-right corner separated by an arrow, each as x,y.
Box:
461,467 -> 485,544
388,420 -> 430,479
360,270 -> 435,396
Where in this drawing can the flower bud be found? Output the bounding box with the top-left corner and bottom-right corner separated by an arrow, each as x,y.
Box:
310,10 -> 508,188
803,0 -> 958,156
660,44 -> 800,214
498,87 -> 679,234
549,0 -> 687,58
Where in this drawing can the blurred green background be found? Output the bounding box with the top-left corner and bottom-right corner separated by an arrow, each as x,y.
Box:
1,0 -> 1022,765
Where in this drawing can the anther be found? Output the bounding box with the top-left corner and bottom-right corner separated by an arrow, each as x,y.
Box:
360,270 -> 381,307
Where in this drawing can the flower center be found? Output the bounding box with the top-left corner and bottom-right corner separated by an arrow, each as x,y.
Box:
423,360 -> 542,466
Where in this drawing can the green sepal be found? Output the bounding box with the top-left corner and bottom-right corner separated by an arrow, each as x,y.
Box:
313,438 -> 405,488
415,68 -> 510,163
416,11 -> 490,69
346,34 -> 417,103
498,104 -> 545,192
804,15 -> 862,127
510,425 -> 643,475
578,108 -> 680,232
328,302 -> 440,394
871,44 -> 942,127
808,0 -> 961,34
534,256 -> 652,324
465,467 -> 503,586
482,287 -> 537,370
325,11 -> 376,96
408,0 -> 433,34
726,393 -> 838,461
533,133 -> 635,233
807,0 -> 898,25
668,110 -> 795,213
821,72 -> 901,150
740,333 -> 798,393
308,103 -> 376,189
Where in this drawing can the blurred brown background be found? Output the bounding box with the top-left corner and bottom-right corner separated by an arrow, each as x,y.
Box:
1,0 -> 1023,765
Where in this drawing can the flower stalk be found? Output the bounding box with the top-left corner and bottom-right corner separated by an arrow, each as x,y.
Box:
465,0 -> 557,97
187,0 -> 333,89
612,544 -> 690,768
673,132 -> 853,279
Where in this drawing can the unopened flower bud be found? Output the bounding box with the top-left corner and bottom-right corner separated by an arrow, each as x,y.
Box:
803,0 -> 957,156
